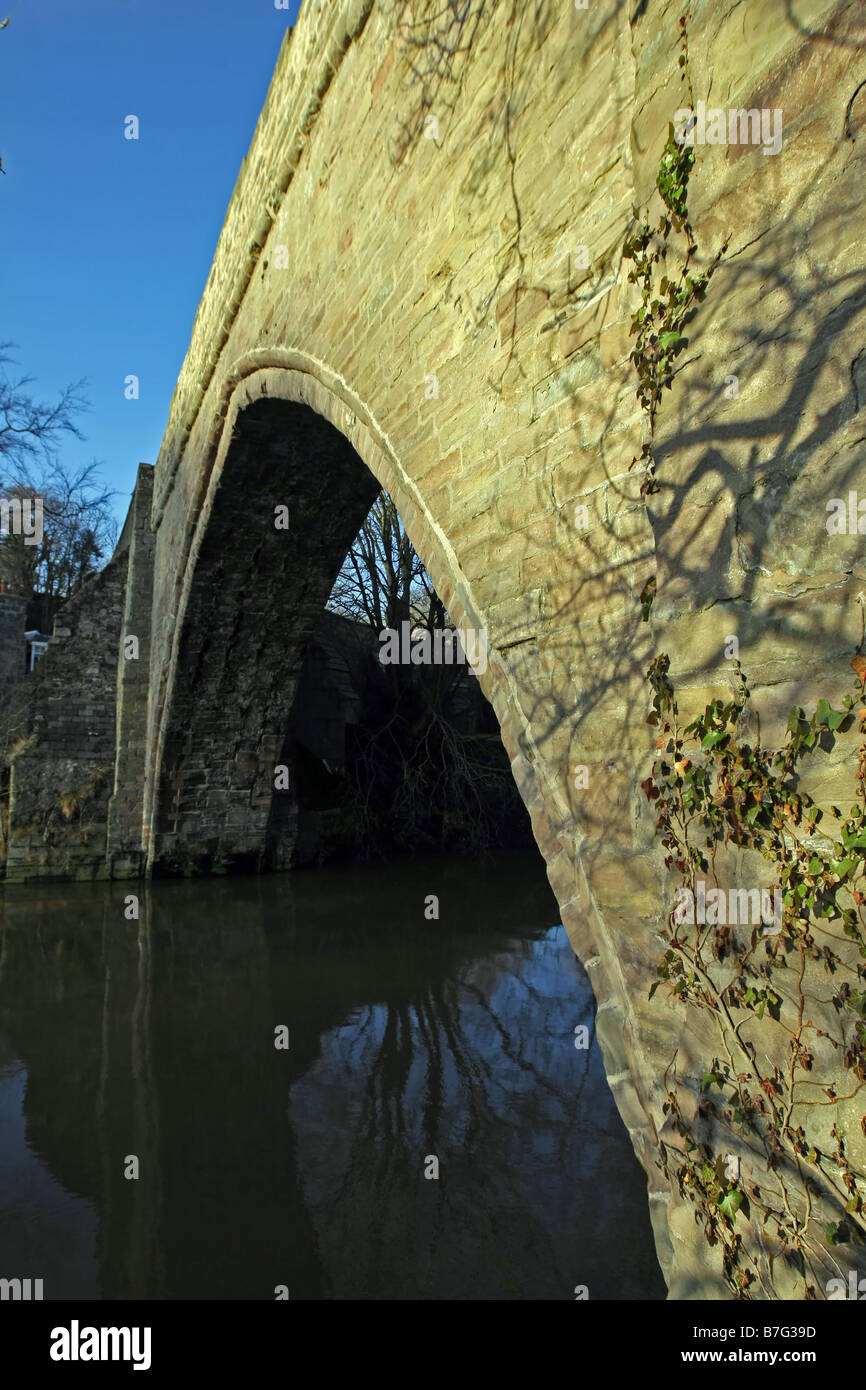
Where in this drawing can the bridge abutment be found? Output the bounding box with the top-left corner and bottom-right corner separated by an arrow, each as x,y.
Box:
107,463 -> 156,879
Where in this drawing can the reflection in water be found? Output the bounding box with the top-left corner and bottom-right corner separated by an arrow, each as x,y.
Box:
0,854 -> 664,1300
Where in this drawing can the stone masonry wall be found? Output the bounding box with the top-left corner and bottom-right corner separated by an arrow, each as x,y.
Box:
5,524 -> 130,882
107,464 -> 156,878
0,591 -> 27,691
148,400 -> 379,874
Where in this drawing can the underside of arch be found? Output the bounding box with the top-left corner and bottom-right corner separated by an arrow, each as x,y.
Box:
145,362 -> 566,886
149,397 -> 380,873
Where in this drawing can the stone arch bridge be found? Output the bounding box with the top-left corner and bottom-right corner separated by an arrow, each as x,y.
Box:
4,0 -> 866,1298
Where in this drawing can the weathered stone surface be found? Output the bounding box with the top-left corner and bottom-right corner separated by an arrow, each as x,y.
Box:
0,592 -> 27,689
5,527 -> 130,882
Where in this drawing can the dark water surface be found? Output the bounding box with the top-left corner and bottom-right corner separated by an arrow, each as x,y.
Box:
0,853 -> 664,1300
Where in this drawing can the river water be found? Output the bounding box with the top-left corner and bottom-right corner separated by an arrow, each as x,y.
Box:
0,852 -> 664,1300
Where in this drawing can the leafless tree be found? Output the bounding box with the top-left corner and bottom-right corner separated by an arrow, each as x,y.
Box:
0,345 -> 88,481
323,492 -> 527,856
0,460 -> 117,630
328,488 -> 448,633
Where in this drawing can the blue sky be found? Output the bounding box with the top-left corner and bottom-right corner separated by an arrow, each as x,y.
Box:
1,0 -> 302,528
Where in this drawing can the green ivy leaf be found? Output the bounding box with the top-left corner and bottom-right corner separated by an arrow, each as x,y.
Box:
815,699 -> 832,727
830,858 -> 855,879
701,731 -> 729,752
718,1189 -> 743,1223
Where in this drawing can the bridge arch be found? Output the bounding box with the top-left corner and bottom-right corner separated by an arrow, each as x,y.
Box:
143,355 -> 566,886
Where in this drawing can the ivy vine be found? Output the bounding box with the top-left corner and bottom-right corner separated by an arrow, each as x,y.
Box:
643,653 -> 866,1296
624,12 -> 727,515
625,11 -> 866,1298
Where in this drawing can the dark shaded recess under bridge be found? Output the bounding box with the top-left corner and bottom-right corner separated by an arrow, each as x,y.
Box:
288,608 -> 533,865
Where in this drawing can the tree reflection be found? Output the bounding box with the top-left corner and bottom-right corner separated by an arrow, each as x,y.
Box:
289,929 -> 658,1300
0,863 -> 663,1300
